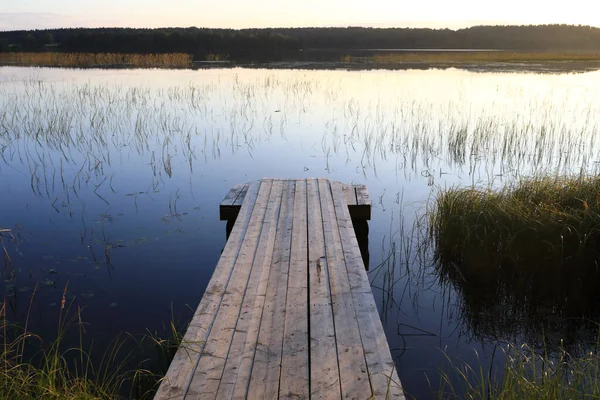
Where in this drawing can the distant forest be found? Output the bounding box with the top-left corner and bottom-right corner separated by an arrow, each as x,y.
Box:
1,25 -> 600,60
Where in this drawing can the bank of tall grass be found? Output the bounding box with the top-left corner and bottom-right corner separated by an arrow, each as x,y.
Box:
0,52 -> 192,68
437,343 -> 600,399
429,174 -> 600,349
431,174 -> 600,275
342,51 -> 600,64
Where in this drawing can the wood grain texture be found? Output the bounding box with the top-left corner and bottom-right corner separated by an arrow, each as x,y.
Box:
233,184 -> 250,206
307,178 -> 341,400
155,181 -> 262,400
157,178 -> 404,400
247,180 -> 295,399
220,184 -> 247,220
279,179 -> 310,400
186,180 -> 273,398
332,182 -> 404,399
217,181 -> 284,399
318,178 -> 371,400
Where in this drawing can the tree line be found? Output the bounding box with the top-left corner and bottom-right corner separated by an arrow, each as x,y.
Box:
1,25 -> 599,60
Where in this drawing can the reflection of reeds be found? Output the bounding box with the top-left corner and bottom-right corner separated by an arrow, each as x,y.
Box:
0,228 -> 18,274
204,53 -> 229,62
430,175 -> 600,346
2,73 -> 600,205
0,52 -> 192,68
343,51 -> 600,64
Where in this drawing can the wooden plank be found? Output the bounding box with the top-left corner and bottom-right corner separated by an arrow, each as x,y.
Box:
355,185 -> 370,206
318,178 -> 371,400
155,181 -> 262,400
307,178 -> 341,399
341,184 -> 357,207
331,182 -> 404,399
220,184 -> 246,220
279,179 -> 310,399
221,184 -> 245,206
216,180 -> 284,399
161,178 -> 401,400
186,180 -> 274,398
233,184 -> 249,206
247,180 -> 295,399
351,184 -> 371,221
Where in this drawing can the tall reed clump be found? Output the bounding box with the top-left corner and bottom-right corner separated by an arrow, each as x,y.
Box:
429,175 -> 600,345
436,343 -> 600,400
431,174 -> 600,276
0,52 -> 193,68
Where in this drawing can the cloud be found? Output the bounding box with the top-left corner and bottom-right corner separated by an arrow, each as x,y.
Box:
0,12 -> 122,31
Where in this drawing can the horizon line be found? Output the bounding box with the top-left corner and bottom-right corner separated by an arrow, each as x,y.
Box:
2,22 -> 599,33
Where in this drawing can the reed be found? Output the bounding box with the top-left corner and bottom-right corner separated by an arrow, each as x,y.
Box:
429,175 -> 600,346
431,174 -> 600,273
0,52 -> 193,68
342,51 -> 600,64
0,283 -> 185,399
436,343 -> 600,399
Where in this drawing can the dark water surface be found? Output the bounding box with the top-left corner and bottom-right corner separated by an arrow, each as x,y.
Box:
1,66 -> 600,399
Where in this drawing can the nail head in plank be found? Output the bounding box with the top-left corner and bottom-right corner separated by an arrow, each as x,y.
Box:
279,179 -> 310,400
307,178 -> 341,399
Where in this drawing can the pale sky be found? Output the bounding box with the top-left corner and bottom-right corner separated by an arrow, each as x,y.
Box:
1,0 -> 598,31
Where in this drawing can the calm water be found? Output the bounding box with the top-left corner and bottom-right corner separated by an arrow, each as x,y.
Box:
1,66 -> 600,399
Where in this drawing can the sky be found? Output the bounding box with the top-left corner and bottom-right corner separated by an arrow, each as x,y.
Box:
1,0 -> 598,31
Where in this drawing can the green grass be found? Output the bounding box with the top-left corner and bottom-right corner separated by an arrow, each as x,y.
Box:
429,174 -> 600,346
0,284 -> 184,399
431,174 -> 600,275
436,343 -> 600,400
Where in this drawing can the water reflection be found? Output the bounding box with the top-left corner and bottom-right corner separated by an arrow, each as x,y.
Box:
435,252 -> 600,351
2,66 -> 600,399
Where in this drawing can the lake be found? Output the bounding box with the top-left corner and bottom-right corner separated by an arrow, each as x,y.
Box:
1,65 -> 600,399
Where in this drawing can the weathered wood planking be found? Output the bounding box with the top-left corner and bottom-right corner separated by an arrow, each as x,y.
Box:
220,183 -> 249,220
156,178 -> 404,400
223,182 -> 371,222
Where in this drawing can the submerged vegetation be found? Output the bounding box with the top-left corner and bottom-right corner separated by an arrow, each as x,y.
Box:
0,52 -> 192,68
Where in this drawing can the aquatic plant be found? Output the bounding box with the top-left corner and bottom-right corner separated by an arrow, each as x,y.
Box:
429,174 -> 600,346
0,52 -> 192,68
435,342 -> 600,400
342,51 -> 600,65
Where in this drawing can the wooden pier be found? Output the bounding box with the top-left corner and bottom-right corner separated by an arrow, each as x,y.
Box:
155,178 -> 404,399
